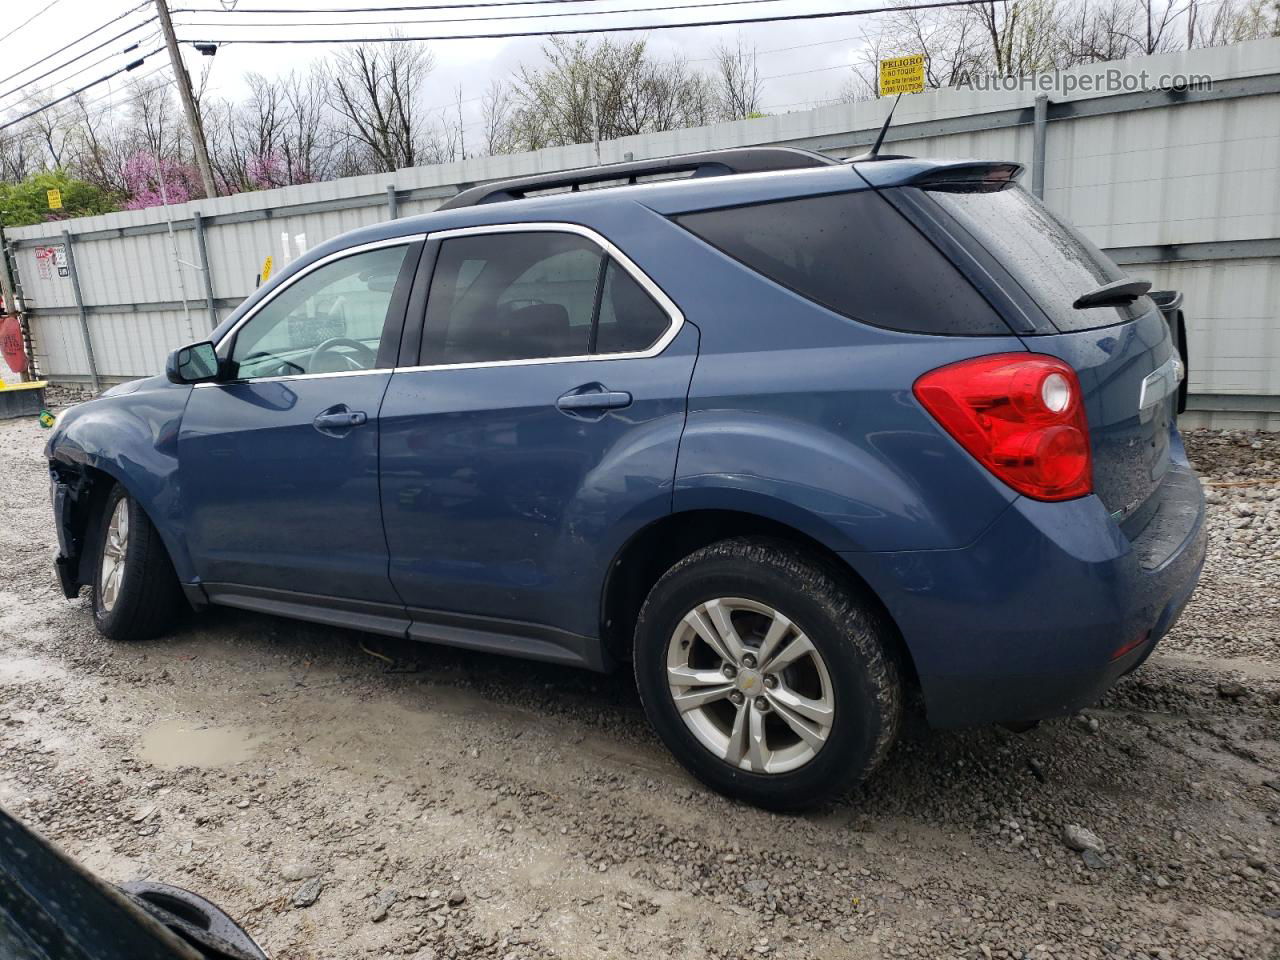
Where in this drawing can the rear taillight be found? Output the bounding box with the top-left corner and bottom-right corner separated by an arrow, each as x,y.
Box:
914,353 -> 1092,501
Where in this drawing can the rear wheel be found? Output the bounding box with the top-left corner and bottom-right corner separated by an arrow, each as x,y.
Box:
634,538 -> 901,810
91,484 -> 183,641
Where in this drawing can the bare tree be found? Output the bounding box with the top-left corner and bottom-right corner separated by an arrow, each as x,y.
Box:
329,41 -> 437,172
506,37 -> 717,151
21,89 -> 77,168
1059,0 -> 1140,64
714,39 -> 763,119
127,75 -> 188,164
1190,0 -> 1278,44
0,125 -> 40,182
279,68 -> 333,184
480,79 -> 517,156
67,91 -> 132,195
970,0 -> 1065,75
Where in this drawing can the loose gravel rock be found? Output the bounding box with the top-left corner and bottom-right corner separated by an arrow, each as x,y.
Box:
1,416 -> 1278,959
1061,824 -> 1106,854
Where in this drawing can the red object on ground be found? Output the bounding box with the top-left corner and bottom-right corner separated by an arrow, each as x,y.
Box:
0,315 -> 28,374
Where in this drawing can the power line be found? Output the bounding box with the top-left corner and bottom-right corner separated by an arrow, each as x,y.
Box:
49,64 -> 174,126
172,0 -> 724,11
761,61 -> 857,81
0,2 -> 151,87
0,49 -> 165,135
183,0 -> 1002,43
0,16 -> 158,102
174,0 -> 837,29
687,32 -> 865,62
0,0 -> 70,45
0,32 -> 162,116
74,64 -> 175,116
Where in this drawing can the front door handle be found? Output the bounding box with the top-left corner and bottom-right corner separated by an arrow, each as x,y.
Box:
313,405 -> 367,435
556,385 -> 633,413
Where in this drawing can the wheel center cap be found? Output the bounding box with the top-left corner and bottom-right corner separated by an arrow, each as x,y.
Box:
735,669 -> 762,694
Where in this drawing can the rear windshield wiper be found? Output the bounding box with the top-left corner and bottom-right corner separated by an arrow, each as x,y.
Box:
1073,278 -> 1151,309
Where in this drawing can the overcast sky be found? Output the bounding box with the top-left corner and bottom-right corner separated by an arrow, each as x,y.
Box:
4,0 -> 893,141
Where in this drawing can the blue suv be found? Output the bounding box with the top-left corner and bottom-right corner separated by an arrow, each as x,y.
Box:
46,147 -> 1206,809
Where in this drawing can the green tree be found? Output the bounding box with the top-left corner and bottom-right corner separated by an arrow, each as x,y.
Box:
0,170 -> 119,228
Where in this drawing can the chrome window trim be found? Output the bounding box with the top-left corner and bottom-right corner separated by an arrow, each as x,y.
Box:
392,221 -> 685,374
195,235 -> 425,387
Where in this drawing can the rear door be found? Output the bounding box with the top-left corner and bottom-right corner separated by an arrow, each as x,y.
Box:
180,239 -> 421,606
924,185 -> 1178,520
379,225 -> 697,647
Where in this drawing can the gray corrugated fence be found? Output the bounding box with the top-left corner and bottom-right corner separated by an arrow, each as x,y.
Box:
6,37 -> 1279,429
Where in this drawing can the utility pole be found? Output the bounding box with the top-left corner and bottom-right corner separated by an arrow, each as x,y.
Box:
154,0 -> 217,200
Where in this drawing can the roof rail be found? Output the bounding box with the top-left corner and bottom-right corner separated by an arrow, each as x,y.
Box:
438,146 -> 838,210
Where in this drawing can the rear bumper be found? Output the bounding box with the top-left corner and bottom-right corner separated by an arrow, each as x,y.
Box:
848,461 -> 1207,729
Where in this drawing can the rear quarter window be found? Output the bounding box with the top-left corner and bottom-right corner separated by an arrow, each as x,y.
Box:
675,189 -> 1008,336
927,185 -> 1150,332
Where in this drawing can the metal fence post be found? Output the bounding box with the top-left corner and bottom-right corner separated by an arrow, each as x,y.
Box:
62,230 -> 100,392
386,184 -> 399,220
192,211 -> 218,328
1032,94 -> 1049,200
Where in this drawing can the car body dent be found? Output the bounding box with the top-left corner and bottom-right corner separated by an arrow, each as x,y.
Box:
45,375 -> 196,582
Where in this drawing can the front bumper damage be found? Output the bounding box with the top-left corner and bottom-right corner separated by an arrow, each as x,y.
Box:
48,463 -> 95,600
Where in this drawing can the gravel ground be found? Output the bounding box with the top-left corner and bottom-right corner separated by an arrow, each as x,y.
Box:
1,414 -> 1277,960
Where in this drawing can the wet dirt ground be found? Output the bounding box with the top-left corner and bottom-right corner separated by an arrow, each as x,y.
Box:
1,415 -> 1277,960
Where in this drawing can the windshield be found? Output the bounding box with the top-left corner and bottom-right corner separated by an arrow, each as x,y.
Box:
928,184 -> 1151,332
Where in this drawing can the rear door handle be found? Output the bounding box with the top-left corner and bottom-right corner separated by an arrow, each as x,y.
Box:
556,386 -> 632,413
313,406 -> 367,435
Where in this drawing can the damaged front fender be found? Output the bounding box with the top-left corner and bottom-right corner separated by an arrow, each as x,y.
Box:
44,375 -> 196,594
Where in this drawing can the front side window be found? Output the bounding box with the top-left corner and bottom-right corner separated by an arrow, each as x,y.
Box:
422,231 -> 673,364
426,233 -> 600,364
229,244 -> 411,379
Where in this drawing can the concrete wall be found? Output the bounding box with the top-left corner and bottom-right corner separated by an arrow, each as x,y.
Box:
6,38 -> 1280,426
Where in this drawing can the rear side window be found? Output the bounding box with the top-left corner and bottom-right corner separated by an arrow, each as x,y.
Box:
425,232 -> 598,364
422,231 -> 674,364
676,189 -> 1007,335
595,260 -> 669,354
928,185 -> 1148,331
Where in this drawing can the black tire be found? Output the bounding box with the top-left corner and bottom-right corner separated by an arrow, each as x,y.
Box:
90,483 -> 184,642
633,538 -> 901,811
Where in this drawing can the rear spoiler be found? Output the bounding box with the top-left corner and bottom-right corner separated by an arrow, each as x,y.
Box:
1151,290 -> 1189,415
853,159 -> 1025,191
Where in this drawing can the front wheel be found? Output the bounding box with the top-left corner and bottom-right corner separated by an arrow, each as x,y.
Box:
91,484 -> 184,642
633,538 -> 901,810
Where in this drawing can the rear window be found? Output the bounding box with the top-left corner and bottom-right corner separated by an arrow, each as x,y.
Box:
676,189 -> 1008,336
928,185 -> 1149,332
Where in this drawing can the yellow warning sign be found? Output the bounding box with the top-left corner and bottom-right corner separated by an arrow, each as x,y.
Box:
879,55 -> 926,96
261,255 -> 273,283
46,188 -> 63,210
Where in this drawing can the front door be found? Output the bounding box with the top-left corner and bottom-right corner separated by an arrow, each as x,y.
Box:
180,239 -> 421,605
379,226 -> 697,643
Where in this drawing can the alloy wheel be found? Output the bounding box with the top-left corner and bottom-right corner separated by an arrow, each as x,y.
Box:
665,597 -> 835,775
98,499 -> 130,613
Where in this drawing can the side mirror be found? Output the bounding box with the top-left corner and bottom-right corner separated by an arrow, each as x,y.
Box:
166,341 -> 221,385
